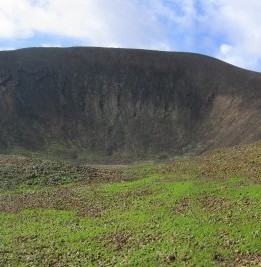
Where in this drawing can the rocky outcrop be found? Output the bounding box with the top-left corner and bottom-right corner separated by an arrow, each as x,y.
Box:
0,47 -> 260,162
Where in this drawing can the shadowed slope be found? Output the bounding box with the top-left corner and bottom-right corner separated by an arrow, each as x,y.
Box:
0,47 -> 260,162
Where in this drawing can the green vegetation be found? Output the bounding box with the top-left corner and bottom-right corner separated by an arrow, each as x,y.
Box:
0,143 -> 260,266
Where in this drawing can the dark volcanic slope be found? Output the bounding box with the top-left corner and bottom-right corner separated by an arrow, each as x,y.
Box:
0,47 -> 261,161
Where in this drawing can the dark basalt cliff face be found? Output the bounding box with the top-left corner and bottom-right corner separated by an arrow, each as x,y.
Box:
0,47 -> 260,162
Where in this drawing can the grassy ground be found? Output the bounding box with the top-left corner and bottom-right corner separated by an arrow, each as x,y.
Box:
0,143 -> 260,266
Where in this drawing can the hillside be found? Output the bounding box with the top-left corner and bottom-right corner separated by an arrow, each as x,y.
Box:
0,47 -> 261,162
0,142 -> 260,266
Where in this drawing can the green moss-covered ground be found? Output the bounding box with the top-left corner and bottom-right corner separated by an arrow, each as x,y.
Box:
0,143 -> 260,266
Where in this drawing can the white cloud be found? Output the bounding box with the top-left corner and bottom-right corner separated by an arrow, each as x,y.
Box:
218,43 -> 251,69
220,44 -> 233,55
0,0 -> 171,50
149,0 -> 261,70
1,0 -> 261,71
41,43 -> 62,47
0,47 -> 15,51
197,0 -> 261,70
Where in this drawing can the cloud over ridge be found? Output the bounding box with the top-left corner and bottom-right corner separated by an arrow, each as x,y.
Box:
0,0 -> 261,71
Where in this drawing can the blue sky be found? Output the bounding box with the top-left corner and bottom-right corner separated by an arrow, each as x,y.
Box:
0,0 -> 261,71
